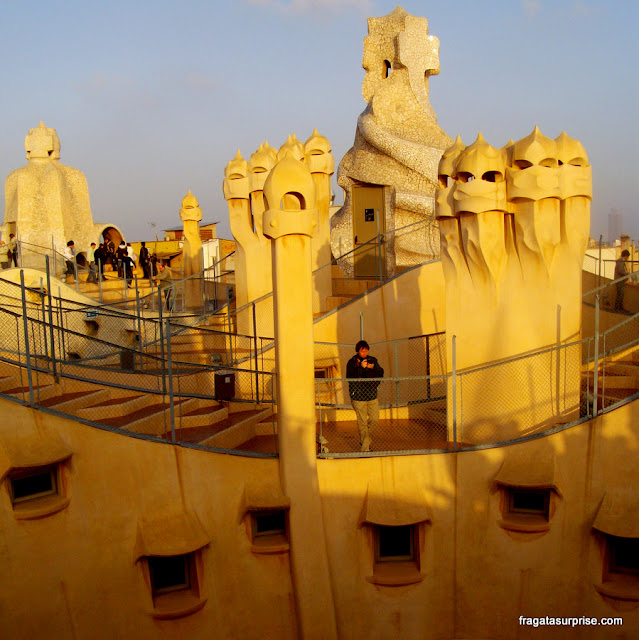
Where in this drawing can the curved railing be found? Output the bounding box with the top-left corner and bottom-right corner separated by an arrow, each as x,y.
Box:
314,317 -> 639,457
1,230 -> 637,459
0,256 -> 637,459
0,284 -> 277,457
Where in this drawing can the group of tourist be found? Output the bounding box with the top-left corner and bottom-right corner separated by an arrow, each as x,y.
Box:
0,233 -> 167,287
62,239 -> 158,283
60,238 -> 174,308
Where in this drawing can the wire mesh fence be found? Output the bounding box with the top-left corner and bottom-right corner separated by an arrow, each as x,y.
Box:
456,340 -> 583,447
313,333 -> 446,385
0,290 -> 277,457
315,375 -> 448,455
584,308 -> 639,414
314,333 -> 448,455
583,240 -> 638,280
583,271 -> 639,318
316,319 -> 638,457
1,233 -> 638,460
582,272 -> 639,355
4,269 -> 634,460
5,241 -> 236,315
224,219 -> 441,330
10,240 -> 67,274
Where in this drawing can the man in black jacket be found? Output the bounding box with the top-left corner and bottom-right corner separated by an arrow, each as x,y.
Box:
120,253 -> 135,288
139,242 -> 152,281
116,241 -> 127,278
346,340 -> 384,452
94,243 -> 107,277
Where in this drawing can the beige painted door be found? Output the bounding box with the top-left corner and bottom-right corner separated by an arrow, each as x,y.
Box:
352,185 -> 385,278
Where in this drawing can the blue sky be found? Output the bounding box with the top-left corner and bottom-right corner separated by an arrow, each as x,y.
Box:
0,0 -> 637,243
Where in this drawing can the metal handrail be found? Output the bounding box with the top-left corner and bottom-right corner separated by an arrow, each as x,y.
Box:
314,330 -> 445,350
0,279 -> 637,456
583,269 -> 639,297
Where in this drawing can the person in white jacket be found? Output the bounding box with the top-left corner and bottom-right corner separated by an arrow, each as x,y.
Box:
63,240 -> 76,280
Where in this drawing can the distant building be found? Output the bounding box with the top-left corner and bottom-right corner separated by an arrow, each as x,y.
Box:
161,221 -> 234,276
163,221 -> 218,242
608,208 -> 622,244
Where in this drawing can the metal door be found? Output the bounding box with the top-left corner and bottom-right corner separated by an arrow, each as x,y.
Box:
352,185 -> 385,278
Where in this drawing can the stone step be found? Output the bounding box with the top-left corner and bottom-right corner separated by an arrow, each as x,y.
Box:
605,362 -> 639,377
596,388 -> 638,406
199,407 -> 273,449
9,368 -> 59,388
158,406 -> 261,445
227,401 -> 266,414
331,265 -> 345,279
0,374 -> 20,393
144,340 -> 228,355
39,388 -> 110,414
2,383 -> 58,402
77,392 -> 155,419
79,289 -> 157,304
255,413 -> 278,437
596,375 -> 638,390
144,350 -> 228,367
0,361 -> 60,387
58,363 -> 161,388
146,334 -> 229,349
417,407 -> 448,427
78,277 -> 150,291
331,278 -> 379,297
178,399 -> 228,429
325,296 -> 354,312
112,398 -> 195,435
206,314 -> 231,330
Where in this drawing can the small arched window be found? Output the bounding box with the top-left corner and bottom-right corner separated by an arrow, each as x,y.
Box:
280,192 -> 306,210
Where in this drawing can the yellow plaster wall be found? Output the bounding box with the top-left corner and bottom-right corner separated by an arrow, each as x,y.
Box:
317,454 -> 456,638
0,402 -> 296,640
2,396 -> 638,638
453,400 -> 639,639
313,259 -> 446,345
233,259 -> 446,393
318,400 -> 639,639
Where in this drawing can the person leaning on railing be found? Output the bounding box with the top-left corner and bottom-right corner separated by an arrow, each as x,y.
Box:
154,262 -> 174,310
346,340 -> 384,452
614,250 -> 630,312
